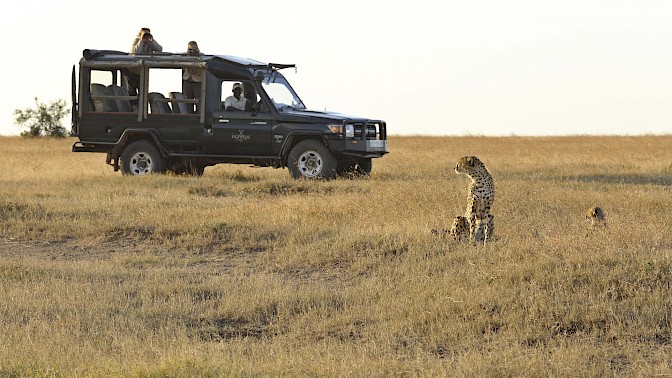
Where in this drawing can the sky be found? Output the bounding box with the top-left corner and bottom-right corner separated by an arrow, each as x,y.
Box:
0,0 -> 670,136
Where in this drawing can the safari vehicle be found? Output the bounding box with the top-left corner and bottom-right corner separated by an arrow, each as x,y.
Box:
70,49 -> 388,178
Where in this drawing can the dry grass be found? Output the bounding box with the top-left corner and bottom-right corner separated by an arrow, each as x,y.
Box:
1,135 -> 671,376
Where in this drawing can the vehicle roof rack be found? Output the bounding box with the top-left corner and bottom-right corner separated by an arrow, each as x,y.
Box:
81,49 -> 296,70
82,49 -> 127,60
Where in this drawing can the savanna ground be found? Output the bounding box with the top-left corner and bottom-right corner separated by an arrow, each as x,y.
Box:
1,135 -> 671,376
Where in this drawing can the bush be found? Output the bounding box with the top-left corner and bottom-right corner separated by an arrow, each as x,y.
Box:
14,97 -> 69,138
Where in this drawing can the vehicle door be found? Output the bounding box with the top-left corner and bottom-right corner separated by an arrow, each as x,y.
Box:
205,111 -> 274,156
202,80 -> 274,156
145,67 -> 203,153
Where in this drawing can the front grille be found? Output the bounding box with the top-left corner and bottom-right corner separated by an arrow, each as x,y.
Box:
348,121 -> 386,140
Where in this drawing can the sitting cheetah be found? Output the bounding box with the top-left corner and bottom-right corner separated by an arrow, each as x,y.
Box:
585,206 -> 607,229
429,216 -> 470,243
431,215 -> 491,244
449,216 -> 469,242
454,156 -> 495,245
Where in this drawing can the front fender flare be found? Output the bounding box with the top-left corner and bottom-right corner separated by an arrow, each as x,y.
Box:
278,131 -> 329,167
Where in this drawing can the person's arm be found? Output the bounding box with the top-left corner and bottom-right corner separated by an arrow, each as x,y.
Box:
224,97 -> 235,111
151,39 -> 163,52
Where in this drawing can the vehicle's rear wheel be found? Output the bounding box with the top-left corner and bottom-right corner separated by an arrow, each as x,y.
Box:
172,159 -> 205,176
121,141 -> 166,176
186,165 -> 205,176
287,140 -> 337,179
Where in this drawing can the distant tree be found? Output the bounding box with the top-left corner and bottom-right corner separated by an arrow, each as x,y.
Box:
14,97 -> 70,138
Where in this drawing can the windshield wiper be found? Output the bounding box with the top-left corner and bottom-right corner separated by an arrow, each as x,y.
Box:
279,104 -> 305,112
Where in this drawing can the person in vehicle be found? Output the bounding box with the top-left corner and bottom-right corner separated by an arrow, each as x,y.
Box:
182,41 -> 202,113
223,83 -> 247,111
130,27 -> 150,51
126,29 -> 163,109
131,31 -> 162,54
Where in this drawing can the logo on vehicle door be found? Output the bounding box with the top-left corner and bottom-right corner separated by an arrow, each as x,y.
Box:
232,130 -> 251,143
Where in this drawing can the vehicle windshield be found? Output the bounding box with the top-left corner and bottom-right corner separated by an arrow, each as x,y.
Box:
261,74 -> 306,111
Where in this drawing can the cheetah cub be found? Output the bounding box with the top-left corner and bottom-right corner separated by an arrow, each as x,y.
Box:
429,216 -> 471,243
449,216 -> 469,242
454,156 -> 495,245
585,206 -> 607,229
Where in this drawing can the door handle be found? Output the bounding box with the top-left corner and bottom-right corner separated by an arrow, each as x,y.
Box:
250,121 -> 267,125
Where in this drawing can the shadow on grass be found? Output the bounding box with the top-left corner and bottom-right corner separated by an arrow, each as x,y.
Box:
571,174 -> 672,186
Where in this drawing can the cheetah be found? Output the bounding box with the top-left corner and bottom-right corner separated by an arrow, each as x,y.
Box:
585,206 -> 607,229
429,216 -> 469,243
449,215 -> 469,242
454,156 -> 495,245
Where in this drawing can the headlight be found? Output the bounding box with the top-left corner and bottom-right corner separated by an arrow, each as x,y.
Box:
345,124 -> 354,138
328,124 -> 355,138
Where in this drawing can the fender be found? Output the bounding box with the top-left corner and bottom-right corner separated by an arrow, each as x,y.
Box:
277,130 -> 329,166
110,128 -> 167,160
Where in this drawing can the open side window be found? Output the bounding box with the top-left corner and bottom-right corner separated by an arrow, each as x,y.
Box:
88,69 -> 135,113
146,67 -> 199,115
220,80 -> 266,113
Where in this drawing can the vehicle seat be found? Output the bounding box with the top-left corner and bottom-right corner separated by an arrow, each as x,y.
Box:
169,92 -> 189,114
109,85 -> 132,112
148,92 -> 172,113
90,83 -> 117,112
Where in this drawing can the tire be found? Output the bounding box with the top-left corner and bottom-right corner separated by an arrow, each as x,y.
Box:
186,165 -> 205,176
121,140 -> 166,176
287,140 -> 337,179
355,158 -> 372,176
337,158 -> 372,177
172,159 -> 205,176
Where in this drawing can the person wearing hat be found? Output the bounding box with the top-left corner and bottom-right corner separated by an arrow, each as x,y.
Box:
223,82 -> 247,111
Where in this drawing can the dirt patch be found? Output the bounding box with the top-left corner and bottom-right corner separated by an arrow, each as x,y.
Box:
0,237 -> 121,261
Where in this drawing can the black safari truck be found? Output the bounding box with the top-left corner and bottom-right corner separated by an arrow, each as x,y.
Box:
70,49 -> 388,179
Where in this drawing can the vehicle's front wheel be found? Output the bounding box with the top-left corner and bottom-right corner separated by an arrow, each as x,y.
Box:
356,158 -> 373,175
121,141 -> 166,176
337,158 -> 372,177
287,140 -> 337,179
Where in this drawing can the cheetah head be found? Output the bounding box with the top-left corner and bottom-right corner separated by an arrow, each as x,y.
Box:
454,156 -> 484,175
585,206 -> 605,221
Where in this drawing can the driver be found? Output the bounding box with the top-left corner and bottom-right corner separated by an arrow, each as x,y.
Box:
223,83 -> 247,111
